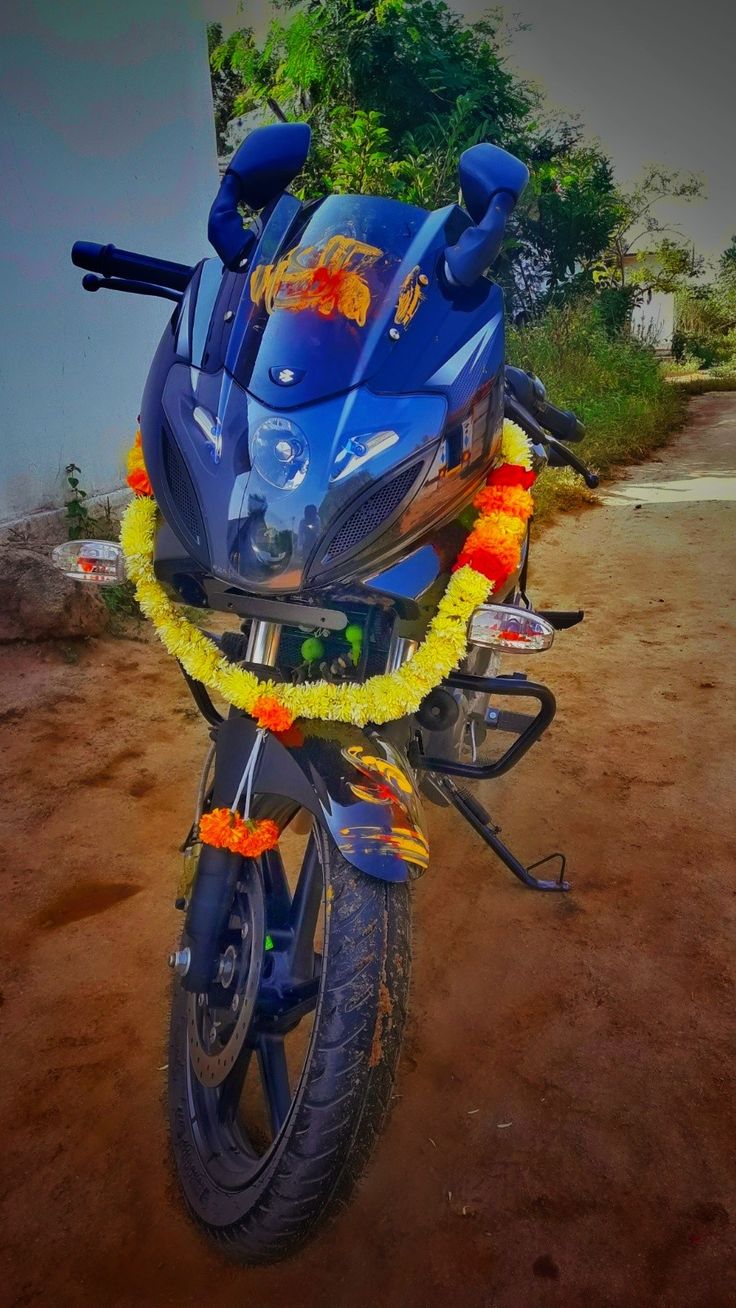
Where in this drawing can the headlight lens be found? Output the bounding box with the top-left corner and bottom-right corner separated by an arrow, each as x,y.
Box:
251,416 -> 309,490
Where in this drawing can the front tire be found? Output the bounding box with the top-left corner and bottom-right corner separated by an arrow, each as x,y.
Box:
167,823 -> 411,1263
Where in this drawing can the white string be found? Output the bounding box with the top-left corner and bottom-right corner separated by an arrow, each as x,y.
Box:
230,727 -> 266,819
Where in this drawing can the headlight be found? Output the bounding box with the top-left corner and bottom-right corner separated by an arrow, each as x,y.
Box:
251,416 -> 309,490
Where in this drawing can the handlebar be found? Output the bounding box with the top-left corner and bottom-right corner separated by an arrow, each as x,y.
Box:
71,242 -> 194,292
81,273 -> 182,304
504,393 -> 599,490
543,434 -> 599,489
505,366 -> 585,443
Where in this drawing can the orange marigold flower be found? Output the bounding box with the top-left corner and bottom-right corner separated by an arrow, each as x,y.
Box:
473,484 -> 534,520
252,694 -> 294,733
126,431 -> 154,497
127,466 -> 154,497
233,818 -> 280,858
464,516 -> 525,561
487,464 -> 536,490
199,807 -> 280,857
199,807 -> 238,850
465,539 -> 519,575
453,546 -> 509,586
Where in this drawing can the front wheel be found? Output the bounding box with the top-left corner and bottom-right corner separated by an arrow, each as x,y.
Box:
167,820 -> 411,1263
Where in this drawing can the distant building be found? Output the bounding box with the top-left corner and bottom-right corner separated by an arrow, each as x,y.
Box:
0,0 -> 217,526
624,253 -> 675,357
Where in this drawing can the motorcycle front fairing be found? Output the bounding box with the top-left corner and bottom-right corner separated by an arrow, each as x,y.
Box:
143,358 -> 447,593
139,190 -> 506,597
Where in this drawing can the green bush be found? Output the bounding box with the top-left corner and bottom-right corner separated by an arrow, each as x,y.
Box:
507,303 -> 683,518
672,328 -> 730,370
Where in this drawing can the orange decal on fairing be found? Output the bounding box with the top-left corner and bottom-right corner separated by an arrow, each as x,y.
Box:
250,235 -> 383,326
394,265 -> 429,328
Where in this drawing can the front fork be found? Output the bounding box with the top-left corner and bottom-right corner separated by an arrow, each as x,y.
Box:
176,621 -> 427,992
178,619 -> 284,994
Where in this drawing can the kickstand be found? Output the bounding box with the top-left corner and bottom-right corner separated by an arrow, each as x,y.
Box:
438,778 -> 571,892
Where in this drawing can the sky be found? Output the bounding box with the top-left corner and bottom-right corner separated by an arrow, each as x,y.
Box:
204,0 -> 736,263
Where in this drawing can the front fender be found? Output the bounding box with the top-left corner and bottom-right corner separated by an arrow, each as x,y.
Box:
210,713 -> 428,883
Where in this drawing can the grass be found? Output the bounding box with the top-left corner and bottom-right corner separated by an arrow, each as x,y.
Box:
508,304 -> 685,521
674,373 -> 736,395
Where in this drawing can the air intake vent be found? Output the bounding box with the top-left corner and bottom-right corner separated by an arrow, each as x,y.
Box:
162,427 -> 205,549
323,461 -> 422,562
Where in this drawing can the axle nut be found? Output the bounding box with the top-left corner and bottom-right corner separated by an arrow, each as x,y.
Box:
168,947 -> 191,976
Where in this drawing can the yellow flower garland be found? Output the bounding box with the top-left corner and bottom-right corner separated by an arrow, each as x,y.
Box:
120,420 -> 533,728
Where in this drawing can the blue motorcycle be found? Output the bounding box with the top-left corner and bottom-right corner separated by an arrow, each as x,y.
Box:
71,123 -> 595,1262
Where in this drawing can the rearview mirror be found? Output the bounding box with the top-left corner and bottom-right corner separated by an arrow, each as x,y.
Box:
208,122 -> 311,270
445,143 -> 529,289
459,143 -> 529,224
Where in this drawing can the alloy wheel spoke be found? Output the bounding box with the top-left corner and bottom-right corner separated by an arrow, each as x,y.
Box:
288,834 -> 322,981
257,1033 -> 292,1136
216,1044 -> 252,1127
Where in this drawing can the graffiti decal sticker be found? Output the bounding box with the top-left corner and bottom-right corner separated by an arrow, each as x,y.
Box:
250,235 -> 383,326
394,265 -> 429,328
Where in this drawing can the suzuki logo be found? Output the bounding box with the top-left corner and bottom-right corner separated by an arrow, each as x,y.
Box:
270,365 -> 305,387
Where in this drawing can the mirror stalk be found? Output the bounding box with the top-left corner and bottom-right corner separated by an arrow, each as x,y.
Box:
444,191 -> 515,289
444,143 -> 529,289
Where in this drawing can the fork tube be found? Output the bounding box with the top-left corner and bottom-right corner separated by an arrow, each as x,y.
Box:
246,620 -> 281,666
385,634 -> 417,673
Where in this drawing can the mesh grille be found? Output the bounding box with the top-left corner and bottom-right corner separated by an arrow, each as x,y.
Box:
162,428 -> 204,548
324,462 -> 422,562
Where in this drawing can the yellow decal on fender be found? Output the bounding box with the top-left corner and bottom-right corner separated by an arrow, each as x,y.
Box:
250,235 -> 383,326
345,744 -> 414,795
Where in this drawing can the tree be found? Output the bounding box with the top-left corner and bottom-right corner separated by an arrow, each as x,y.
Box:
600,165 -> 705,299
673,236 -> 736,367
506,147 -> 623,315
209,1 -> 540,201
206,5 -> 702,318
719,235 -> 736,287
208,21 -> 248,156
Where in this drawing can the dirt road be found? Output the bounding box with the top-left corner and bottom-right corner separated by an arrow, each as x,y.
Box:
1,393 -> 735,1308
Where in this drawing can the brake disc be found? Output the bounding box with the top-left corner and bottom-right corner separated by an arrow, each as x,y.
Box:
187,870 -> 265,1089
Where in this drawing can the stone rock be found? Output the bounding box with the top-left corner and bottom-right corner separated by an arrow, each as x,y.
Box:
0,548 -> 108,641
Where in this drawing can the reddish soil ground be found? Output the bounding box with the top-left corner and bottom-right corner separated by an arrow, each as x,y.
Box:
1,394 -> 735,1308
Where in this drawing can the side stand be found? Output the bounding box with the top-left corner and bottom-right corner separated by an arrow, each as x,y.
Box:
437,777 -> 570,892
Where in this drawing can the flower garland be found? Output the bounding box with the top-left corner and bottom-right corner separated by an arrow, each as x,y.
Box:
121,420 -> 535,735
126,430 -> 153,499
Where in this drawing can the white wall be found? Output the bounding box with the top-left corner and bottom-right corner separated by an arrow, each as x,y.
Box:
0,0 -> 217,523
631,290 -> 675,353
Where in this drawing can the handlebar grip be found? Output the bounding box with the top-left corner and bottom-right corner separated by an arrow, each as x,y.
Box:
71,241 -> 193,291
72,241 -> 107,273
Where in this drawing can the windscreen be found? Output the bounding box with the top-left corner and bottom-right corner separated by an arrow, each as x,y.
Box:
232,193 -> 441,407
